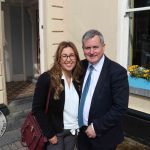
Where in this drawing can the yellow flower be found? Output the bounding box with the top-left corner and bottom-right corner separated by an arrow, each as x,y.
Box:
143,74 -> 148,77
128,65 -> 150,81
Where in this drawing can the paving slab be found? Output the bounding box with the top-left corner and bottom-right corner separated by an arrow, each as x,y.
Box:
0,129 -> 21,147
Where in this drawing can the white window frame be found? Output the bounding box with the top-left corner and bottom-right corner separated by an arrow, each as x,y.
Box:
117,0 -> 150,69
118,0 -> 150,97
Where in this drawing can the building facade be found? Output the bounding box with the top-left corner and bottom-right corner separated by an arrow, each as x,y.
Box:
0,0 -> 149,145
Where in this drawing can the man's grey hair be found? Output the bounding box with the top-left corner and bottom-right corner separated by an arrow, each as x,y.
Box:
82,29 -> 105,48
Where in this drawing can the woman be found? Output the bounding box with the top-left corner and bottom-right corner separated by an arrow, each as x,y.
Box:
32,41 -> 82,150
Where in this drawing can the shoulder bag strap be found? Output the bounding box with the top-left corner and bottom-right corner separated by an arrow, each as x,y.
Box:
44,86 -> 51,114
44,73 -> 52,114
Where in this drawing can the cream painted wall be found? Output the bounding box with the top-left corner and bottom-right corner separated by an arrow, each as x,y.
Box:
129,94 -> 150,114
43,0 -> 67,70
0,2 -> 6,105
65,0 -> 118,61
43,0 -> 118,69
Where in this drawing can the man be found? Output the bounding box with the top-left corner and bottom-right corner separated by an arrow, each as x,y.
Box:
78,29 -> 129,150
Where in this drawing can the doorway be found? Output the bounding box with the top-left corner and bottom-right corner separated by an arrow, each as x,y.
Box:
1,0 -> 39,102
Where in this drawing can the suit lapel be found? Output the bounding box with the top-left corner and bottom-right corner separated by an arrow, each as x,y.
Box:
88,56 -> 111,121
80,59 -> 89,91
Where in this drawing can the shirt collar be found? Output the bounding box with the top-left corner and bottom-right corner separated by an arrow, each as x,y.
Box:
61,71 -> 73,82
88,55 -> 105,71
61,72 -> 65,80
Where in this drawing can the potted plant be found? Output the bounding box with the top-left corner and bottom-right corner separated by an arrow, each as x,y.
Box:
128,65 -> 150,90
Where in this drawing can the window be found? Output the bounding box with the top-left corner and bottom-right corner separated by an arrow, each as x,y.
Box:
118,0 -> 150,97
128,0 -> 150,68
129,0 -> 150,8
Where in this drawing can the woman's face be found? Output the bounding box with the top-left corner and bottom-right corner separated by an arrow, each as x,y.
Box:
59,47 -> 77,73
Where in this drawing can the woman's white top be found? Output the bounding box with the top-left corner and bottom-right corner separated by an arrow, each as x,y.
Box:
62,74 -> 79,131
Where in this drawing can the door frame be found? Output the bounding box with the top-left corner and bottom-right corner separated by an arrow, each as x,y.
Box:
39,0 -> 46,73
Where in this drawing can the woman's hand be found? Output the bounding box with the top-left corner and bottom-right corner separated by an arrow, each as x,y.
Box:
49,135 -> 58,144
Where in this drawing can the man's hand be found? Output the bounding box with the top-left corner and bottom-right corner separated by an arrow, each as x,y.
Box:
49,135 -> 58,144
85,125 -> 96,138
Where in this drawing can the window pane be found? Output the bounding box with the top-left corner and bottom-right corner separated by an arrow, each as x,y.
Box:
129,0 -> 150,8
129,10 -> 150,68
128,0 -> 150,96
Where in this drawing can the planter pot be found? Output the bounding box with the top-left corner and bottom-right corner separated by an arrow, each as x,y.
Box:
128,76 -> 150,97
128,76 -> 150,90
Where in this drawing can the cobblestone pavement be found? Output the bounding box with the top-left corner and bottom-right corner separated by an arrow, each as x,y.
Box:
1,138 -> 150,150
0,129 -> 149,150
0,141 -> 26,150
0,129 -> 26,150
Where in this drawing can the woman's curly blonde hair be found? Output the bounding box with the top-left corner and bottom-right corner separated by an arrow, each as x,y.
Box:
48,41 -> 82,100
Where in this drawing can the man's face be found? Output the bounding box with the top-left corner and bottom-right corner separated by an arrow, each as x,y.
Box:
83,35 -> 105,64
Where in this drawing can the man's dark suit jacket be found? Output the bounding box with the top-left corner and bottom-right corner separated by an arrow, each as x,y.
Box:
81,56 -> 129,147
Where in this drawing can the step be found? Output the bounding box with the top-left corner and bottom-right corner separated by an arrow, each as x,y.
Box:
8,97 -> 33,113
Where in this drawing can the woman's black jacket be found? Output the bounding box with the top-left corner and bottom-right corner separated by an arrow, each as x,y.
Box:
32,72 -> 80,139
